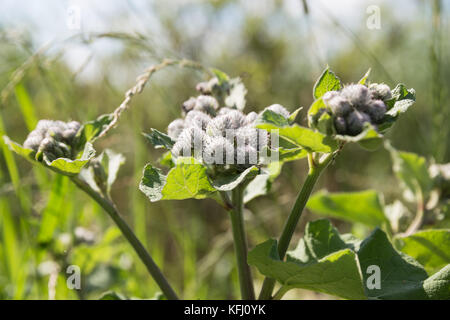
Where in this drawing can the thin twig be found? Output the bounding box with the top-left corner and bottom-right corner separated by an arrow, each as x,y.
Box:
97,58 -> 212,139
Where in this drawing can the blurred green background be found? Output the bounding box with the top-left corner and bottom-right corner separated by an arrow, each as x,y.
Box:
0,0 -> 448,299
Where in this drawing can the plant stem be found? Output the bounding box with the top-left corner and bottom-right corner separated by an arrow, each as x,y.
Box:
258,152 -> 334,300
70,176 -> 179,300
229,186 -> 255,300
399,189 -> 425,237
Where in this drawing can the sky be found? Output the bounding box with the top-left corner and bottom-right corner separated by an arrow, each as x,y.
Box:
0,0 -> 429,82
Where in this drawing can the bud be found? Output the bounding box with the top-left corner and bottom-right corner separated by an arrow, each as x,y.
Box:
171,126 -> 206,158
334,116 -> 347,134
23,133 -> 43,151
369,83 -> 392,101
326,96 -> 352,117
208,110 -> 246,136
194,95 -> 219,115
196,81 -> 211,95
67,121 -> 81,131
182,97 -> 197,114
47,126 -> 64,140
265,104 -> 290,118
204,136 -> 234,165
341,84 -> 370,108
62,129 -> 78,141
244,112 -> 258,125
168,119 -> 185,139
36,120 -> 54,132
235,144 -> 257,168
185,110 -> 212,131
218,107 -> 234,115
346,111 -> 370,136
366,100 -> 387,123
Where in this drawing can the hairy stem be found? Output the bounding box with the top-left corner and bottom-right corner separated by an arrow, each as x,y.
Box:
229,186 -> 255,300
258,152 -> 334,300
71,176 -> 179,300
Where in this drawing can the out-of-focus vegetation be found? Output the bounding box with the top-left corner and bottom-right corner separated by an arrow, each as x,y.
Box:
0,0 -> 448,299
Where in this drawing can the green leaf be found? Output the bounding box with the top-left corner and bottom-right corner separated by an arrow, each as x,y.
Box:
210,166 -> 259,191
395,229 -> 450,274
4,135 -> 95,176
336,123 -> 383,150
142,129 -> 175,150
293,219 -> 359,262
159,151 -> 174,168
139,165 -> 166,202
315,110 -> 334,135
278,146 -> 308,162
313,67 -> 342,99
256,109 -> 289,128
139,157 -> 217,202
77,113 -> 114,147
248,239 -> 365,300
422,265 -> 450,299
210,68 -> 230,85
358,68 -> 371,85
307,190 -> 388,227
99,291 -> 128,300
386,84 -> 416,117
3,136 -> 34,160
307,98 -> 327,128
244,173 -> 271,203
357,228 -> 445,300
250,219 -> 450,300
257,123 -> 338,153
45,142 -> 96,176
37,175 -> 69,244
386,143 -> 432,197
79,149 -> 125,194
288,107 -> 303,124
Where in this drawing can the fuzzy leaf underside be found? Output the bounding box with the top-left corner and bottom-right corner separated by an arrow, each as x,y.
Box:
210,166 -> 259,191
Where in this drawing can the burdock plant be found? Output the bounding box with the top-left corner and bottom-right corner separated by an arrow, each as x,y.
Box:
4,62 -> 450,300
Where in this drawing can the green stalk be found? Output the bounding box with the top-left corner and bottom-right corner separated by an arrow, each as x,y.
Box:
71,176 -> 179,300
258,152 -> 334,300
229,185 -> 255,300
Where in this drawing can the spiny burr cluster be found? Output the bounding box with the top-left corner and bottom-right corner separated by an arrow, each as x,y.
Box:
23,120 -> 81,162
322,83 -> 392,136
167,78 -> 286,171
